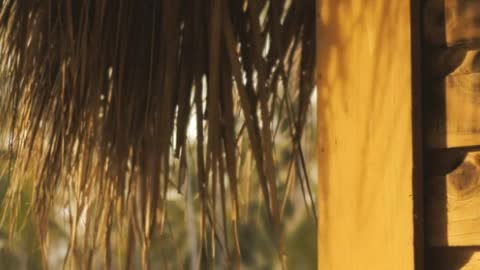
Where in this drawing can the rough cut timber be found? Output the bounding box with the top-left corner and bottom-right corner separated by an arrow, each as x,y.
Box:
425,50 -> 480,148
424,0 -> 480,47
427,152 -> 480,246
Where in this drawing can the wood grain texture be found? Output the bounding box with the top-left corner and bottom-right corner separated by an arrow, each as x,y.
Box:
424,0 -> 480,47
427,152 -> 480,246
316,0 -> 416,269
427,247 -> 480,270
425,50 -> 480,148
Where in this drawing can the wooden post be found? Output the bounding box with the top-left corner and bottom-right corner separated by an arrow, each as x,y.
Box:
316,0 -> 420,269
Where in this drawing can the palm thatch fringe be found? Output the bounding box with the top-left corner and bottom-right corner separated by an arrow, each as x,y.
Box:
0,0 -> 316,269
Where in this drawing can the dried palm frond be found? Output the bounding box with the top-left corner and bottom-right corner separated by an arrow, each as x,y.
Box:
0,0 -> 316,269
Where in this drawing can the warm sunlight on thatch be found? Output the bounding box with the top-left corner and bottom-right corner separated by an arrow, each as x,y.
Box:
0,1 -> 316,269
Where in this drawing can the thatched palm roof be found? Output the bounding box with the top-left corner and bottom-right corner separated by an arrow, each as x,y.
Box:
0,0 -> 316,268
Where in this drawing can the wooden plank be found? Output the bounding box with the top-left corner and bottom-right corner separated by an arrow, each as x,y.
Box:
316,0 -> 416,269
427,152 -> 480,246
427,247 -> 480,270
424,0 -> 480,47
425,50 -> 480,148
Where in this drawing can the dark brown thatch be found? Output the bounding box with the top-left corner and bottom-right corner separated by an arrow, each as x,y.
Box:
0,0 -> 316,269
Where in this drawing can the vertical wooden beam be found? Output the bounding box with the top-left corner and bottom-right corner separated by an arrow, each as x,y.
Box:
316,0 -> 419,269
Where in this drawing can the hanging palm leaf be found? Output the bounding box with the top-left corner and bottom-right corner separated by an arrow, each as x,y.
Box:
0,0 -> 316,268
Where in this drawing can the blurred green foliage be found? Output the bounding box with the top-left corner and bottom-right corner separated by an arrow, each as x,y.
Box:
0,98 -> 317,269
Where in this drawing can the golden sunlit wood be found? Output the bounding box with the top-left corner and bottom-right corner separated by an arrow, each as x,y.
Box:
316,0 -> 416,269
